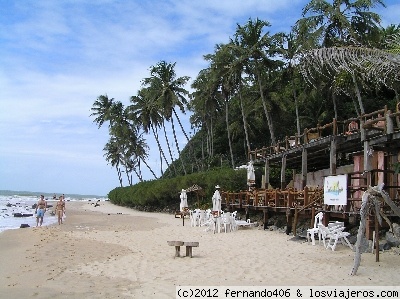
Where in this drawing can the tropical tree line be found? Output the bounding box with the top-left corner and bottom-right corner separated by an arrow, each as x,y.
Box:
91,0 -> 400,188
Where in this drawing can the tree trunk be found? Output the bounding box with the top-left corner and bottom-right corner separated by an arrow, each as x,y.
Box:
116,166 -> 123,187
352,72 -> 365,115
170,116 -> 187,175
292,77 -> 301,136
223,91 -> 235,169
162,122 -> 177,175
238,80 -> 251,156
141,158 -> 158,179
256,68 -> 276,145
151,124 -> 169,174
331,90 -> 338,120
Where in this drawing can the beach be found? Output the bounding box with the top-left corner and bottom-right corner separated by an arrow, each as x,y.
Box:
0,201 -> 399,299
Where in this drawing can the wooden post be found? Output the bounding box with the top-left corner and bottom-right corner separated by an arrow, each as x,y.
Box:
281,155 -> 287,189
264,159 -> 270,189
263,210 -> 269,230
375,212 -> 380,262
364,140 -> 372,186
386,110 -> 394,134
310,207 -> 316,228
330,136 -> 337,175
286,208 -> 292,235
293,206 -> 298,236
301,149 -> 308,189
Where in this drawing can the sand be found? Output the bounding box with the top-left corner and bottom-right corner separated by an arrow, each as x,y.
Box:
0,201 -> 399,299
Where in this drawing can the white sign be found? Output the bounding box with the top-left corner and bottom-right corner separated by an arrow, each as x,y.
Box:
324,174 -> 347,205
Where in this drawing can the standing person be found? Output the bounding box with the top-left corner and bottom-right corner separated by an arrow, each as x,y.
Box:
55,195 -> 66,225
35,195 -> 47,227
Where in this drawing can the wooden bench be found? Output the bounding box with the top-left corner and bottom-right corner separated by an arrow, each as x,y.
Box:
167,241 -> 184,257
167,241 -> 199,258
183,242 -> 199,258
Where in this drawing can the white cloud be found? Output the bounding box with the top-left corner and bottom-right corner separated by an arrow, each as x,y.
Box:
1,0 -> 396,195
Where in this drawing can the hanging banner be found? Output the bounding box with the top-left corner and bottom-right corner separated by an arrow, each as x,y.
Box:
324,174 -> 347,205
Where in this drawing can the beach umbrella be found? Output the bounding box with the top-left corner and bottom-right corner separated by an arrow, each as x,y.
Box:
212,185 -> 222,213
186,184 -> 204,208
247,160 -> 255,186
179,189 -> 188,211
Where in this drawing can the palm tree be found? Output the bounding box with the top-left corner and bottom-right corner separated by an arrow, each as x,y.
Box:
103,137 -> 123,187
130,87 -> 170,175
232,18 -> 285,146
142,61 -> 190,175
204,44 -> 237,169
90,94 -> 115,128
296,0 -> 387,115
298,34 -> 400,114
298,0 -> 385,47
190,68 -> 223,165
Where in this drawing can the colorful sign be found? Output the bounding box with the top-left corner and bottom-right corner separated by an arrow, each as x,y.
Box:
324,174 -> 347,205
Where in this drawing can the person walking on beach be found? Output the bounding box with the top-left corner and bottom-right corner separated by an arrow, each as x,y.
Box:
55,195 -> 66,225
35,195 -> 47,227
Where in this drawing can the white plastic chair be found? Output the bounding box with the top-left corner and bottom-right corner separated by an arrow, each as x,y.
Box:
318,224 -> 353,251
198,210 -> 206,227
307,212 -> 324,245
190,209 -> 200,227
221,212 -> 232,233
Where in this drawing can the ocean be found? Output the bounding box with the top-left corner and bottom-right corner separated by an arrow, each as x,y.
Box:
0,190 -> 108,233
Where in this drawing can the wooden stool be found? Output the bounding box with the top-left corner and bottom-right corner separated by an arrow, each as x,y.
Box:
183,242 -> 199,258
167,241 -> 184,257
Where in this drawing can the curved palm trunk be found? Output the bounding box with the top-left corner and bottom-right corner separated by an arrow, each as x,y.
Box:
331,90 -> 338,120
223,92 -> 235,169
173,107 -> 201,171
170,116 -> 187,175
351,72 -> 365,115
256,68 -> 276,145
238,85 -> 251,156
162,121 -> 177,175
133,167 -> 142,182
151,124 -> 169,174
210,114 -> 214,157
124,166 -> 132,185
116,165 -> 123,187
292,77 -> 301,136
141,158 -> 158,179
137,158 -> 143,181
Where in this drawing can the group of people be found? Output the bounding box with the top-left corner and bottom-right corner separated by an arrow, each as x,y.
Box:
35,194 -> 66,227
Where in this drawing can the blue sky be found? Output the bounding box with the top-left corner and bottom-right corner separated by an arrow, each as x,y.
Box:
1,1 -> 399,196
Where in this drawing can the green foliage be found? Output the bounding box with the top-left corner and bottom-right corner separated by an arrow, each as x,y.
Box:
108,168 -> 248,210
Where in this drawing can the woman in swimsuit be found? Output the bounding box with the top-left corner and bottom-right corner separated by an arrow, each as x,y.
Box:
55,195 -> 66,225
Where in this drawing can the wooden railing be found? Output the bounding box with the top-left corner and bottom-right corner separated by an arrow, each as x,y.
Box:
248,103 -> 400,161
222,186 -> 324,210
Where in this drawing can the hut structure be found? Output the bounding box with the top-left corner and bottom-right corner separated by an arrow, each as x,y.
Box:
222,105 -> 400,239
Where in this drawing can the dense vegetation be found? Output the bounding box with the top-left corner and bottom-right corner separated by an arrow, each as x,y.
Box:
93,0 -> 400,209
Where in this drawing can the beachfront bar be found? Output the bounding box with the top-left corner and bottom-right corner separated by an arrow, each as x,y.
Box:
222,105 -> 400,239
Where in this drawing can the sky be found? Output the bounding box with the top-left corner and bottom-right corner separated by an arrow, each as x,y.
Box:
1,1 -> 399,196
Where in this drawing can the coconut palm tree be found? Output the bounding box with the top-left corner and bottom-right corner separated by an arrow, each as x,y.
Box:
103,137 -> 123,187
90,94 -> 115,128
296,0 -> 387,115
142,61 -> 190,175
298,0 -> 385,47
190,67 -> 223,164
204,44 -> 237,168
130,87 -> 171,175
298,34 -> 400,111
232,18 -> 285,146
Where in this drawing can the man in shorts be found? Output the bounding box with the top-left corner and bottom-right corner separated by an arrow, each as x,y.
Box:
35,195 -> 47,227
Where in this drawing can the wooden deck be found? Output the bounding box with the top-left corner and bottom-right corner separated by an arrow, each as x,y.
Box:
228,105 -> 400,239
